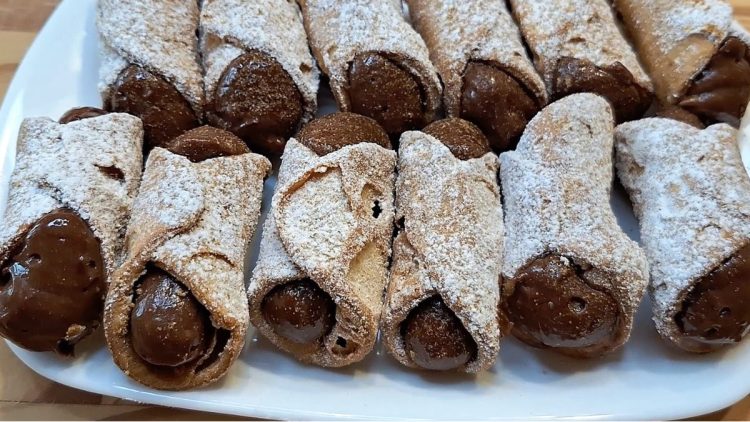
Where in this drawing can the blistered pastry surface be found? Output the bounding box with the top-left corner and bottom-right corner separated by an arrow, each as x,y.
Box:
615,118 -> 750,346
382,133 -> 503,373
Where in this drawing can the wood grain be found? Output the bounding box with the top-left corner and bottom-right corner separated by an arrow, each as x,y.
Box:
0,0 -> 749,420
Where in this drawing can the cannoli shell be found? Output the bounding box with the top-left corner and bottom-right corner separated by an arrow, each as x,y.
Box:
407,0 -> 547,115
381,132 -> 504,373
300,0 -> 441,123
200,0 -> 319,124
248,139 -> 396,367
499,93 -> 649,357
614,118 -> 750,351
96,0 -> 204,115
104,148 -> 270,390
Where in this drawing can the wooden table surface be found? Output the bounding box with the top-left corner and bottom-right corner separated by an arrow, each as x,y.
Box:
1,0 -> 750,420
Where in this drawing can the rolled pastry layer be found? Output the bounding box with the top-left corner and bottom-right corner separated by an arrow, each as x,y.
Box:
509,0 -> 653,123
249,114 -> 397,367
614,0 -> 750,126
407,0 -> 547,152
200,0 -> 319,156
104,146 -> 270,390
301,0 -> 441,136
499,93 -> 648,358
0,112 -> 143,355
382,119 -> 504,373
97,0 -> 203,150
615,118 -> 750,353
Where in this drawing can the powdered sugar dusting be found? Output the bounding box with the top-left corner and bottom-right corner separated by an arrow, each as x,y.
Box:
200,0 -> 319,124
302,0 -> 441,120
382,133 -> 503,373
0,114 -> 143,276
104,148 -> 270,389
249,139 -> 397,367
408,0 -> 547,115
614,0 -> 734,103
510,0 -> 652,92
614,118 -> 750,349
97,0 -> 204,114
499,93 -> 648,355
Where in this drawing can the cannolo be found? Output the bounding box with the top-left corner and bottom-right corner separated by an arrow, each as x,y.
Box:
200,0 -> 319,156
97,0 -> 203,152
0,111 -> 143,355
614,0 -> 750,127
104,127 -> 270,390
381,118 -> 504,372
406,0 -> 547,152
615,118 -> 750,353
248,112 -> 396,367
499,93 -> 648,358
508,0 -> 653,123
300,0 -> 441,136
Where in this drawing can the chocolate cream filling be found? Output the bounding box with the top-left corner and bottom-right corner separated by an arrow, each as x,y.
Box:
207,50 -> 304,157
162,125 -> 250,163
551,57 -> 653,123
675,243 -> 750,350
422,117 -> 490,160
503,255 -> 620,350
401,296 -> 478,371
0,209 -> 105,355
347,52 -> 428,136
107,65 -> 200,152
460,61 -> 540,153
680,37 -> 750,127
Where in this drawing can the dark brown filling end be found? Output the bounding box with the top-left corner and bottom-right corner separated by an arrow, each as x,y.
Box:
129,267 -> 216,368
0,209 -> 105,355
652,104 -> 706,129
162,125 -> 250,162
460,61 -> 540,153
347,52 -> 427,136
295,112 -> 391,156
503,255 -> 620,350
422,117 -> 491,160
401,296 -> 477,371
680,37 -> 750,127
261,279 -> 336,345
551,57 -> 653,123
207,51 -> 304,157
59,107 -> 108,124
675,243 -> 750,349
107,65 -> 200,153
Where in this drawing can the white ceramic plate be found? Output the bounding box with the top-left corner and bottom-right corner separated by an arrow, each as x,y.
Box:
3,0 -> 750,420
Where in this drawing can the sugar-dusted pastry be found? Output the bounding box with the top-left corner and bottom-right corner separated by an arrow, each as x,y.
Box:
615,118 -> 750,353
614,0 -> 750,127
104,128 -> 270,390
248,112 -> 396,367
300,0 -> 441,136
508,0 -> 653,123
499,93 -> 648,358
0,111 -> 143,355
200,0 -> 319,156
407,0 -> 547,152
381,118 -> 504,372
97,0 -> 203,151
